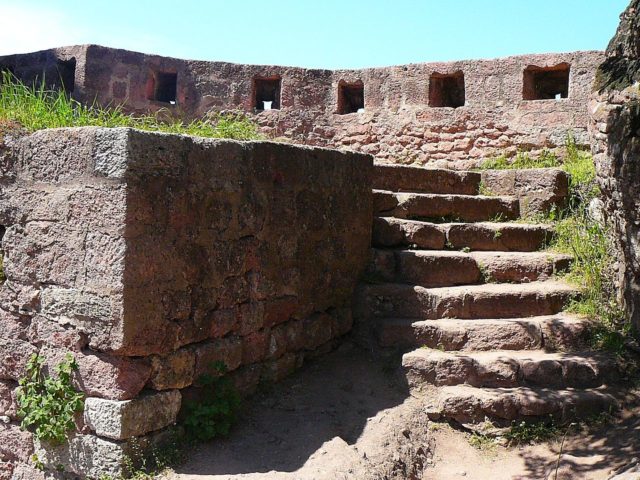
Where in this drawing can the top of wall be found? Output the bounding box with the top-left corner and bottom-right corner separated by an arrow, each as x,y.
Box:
0,44 -> 604,74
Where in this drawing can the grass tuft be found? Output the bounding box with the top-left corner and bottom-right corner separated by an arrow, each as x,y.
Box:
0,71 -> 263,140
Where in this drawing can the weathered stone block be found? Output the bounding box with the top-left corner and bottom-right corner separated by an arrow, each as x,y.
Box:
194,336 -> 243,378
0,423 -> 33,462
84,390 -> 181,440
0,337 -> 36,381
148,349 -> 196,390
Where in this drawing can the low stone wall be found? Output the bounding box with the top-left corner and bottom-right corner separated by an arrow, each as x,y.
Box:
0,45 -> 603,168
0,127 -> 372,478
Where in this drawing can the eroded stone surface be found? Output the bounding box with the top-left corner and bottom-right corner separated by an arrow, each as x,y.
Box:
83,390 -> 181,440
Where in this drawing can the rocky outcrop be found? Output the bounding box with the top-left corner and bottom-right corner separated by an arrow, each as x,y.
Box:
590,0 -> 640,331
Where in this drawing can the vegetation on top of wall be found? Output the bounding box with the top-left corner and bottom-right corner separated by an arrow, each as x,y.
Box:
0,71 -> 264,140
17,353 -> 85,445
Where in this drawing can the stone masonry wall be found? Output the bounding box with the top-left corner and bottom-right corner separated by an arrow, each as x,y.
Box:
0,127 -> 372,478
0,45 -> 604,169
589,0 -> 640,332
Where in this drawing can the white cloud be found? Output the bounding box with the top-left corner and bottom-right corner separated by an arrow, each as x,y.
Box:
0,2 -> 176,57
0,3 -> 88,55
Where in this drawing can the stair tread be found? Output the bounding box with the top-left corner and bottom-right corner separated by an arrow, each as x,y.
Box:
377,249 -> 570,260
381,313 -> 588,325
374,190 -> 517,201
404,348 -> 614,363
372,279 -> 578,295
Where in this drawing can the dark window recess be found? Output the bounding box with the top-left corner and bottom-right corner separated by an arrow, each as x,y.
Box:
254,77 -> 281,110
150,72 -> 178,103
429,72 -> 465,108
55,58 -> 76,93
0,64 -> 15,78
338,82 -> 364,114
523,64 -> 570,100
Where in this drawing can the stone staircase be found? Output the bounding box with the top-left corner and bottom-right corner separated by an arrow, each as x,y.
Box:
355,163 -> 623,427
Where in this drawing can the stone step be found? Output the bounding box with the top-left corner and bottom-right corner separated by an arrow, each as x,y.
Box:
373,163 -> 481,195
372,218 -> 554,252
376,314 -> 591,351
368,250 -> 571,286
354,281 -> 578,320
374,191 -> 520,223
402,349 -> 620,390
427,385 -> 620,425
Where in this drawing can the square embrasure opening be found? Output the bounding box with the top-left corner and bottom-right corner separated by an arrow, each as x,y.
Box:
338,81 -> 364,114
149,71 -> 177,104
254,77 -> 281,110
56,58 -> 76,93
523,64 -> 570,100
429,71 -> 465,108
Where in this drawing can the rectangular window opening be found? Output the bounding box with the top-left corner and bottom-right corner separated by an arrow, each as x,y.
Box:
429,71 -> 465,108
338,81 -> 364,114
254,77 -> 281,110
523,64 -> 570,100
56,58 -> 76,93
149,71 -> 177,104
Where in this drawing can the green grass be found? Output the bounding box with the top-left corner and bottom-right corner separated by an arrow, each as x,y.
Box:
0,71 -> 263,140
504,418 -> 562,446
543,137 -> 628,352
482,135 -> 632,352
480,149 -> 562,170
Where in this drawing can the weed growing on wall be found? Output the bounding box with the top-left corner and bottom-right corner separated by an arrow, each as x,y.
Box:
17,353 -> 85,445
182,361 -> 241,442
0,72 -> 263,140
480,149 -> 562,170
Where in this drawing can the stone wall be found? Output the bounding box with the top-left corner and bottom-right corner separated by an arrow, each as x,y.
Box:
589,0 -> 640,332
0,45 -> 603,169
0,127 -> 372,478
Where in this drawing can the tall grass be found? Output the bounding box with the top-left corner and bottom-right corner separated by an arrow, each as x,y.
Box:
546,136 -> 628,351
0,71 -> 263,140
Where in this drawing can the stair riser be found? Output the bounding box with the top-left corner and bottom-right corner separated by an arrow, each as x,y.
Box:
368,250 -> 570,286
355,285 -> 576,320
447,224 -> 553,252
403,355 -> 617,389
374,192 -> 519,222
434,389 -> 619,424
373,166 -> 481,195
377,318 -> 590,352
372,218 -> 553,251
372,218 -> 446,250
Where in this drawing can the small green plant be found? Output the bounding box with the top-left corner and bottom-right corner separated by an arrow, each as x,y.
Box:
504,417 -> 561,445
477,181 -> 494,196
461,246 -> 471,253
478,263 -> 494,283
17,353 -> 85,445
0,71 -> 263,140
182,362 -> 241,442
468,432 -> 498,452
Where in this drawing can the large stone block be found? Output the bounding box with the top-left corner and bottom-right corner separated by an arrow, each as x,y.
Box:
1,127 -> 372,357
83,390 -> 181,440
33,431 -> 172,479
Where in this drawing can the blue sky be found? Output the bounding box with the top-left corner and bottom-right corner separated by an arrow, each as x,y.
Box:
0,0 -> 629,68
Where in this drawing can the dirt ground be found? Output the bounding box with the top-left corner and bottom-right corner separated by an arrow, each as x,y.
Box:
163,343 -> 640,480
